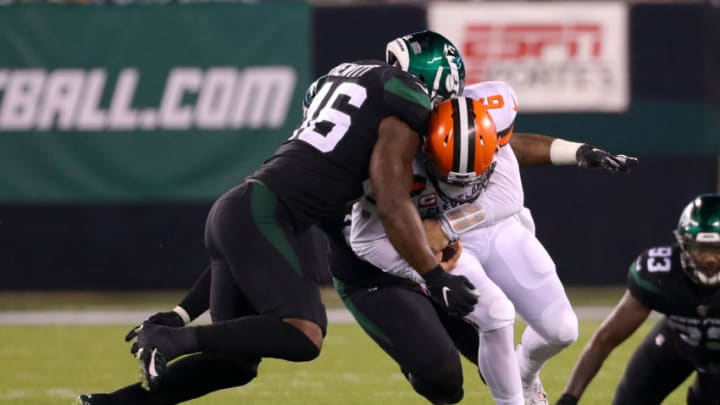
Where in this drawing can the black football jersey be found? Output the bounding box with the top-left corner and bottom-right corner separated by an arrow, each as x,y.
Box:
628,245 -> 720,370
251,61 -> 432,232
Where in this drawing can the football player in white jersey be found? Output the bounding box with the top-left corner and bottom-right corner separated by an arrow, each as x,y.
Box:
353,95 -> 526,405
350,79 -> 638,405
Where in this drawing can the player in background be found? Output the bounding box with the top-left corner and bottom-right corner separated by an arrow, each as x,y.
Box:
77,30 -> 476,405
557,193 -> 720,405
349,76 -> 638,405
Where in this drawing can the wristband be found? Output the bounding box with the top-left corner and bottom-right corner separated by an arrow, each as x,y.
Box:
172,305 -> 191,325
422,265 -> 446,282
549,139 -> 584,165
557,393 -> 579,405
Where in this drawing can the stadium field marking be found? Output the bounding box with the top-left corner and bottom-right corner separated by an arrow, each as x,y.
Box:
0,307 -> 660,325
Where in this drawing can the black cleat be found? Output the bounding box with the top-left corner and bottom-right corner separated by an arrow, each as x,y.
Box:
136,345 -> 167,391
76,393 -> 113,404
131,323 -> 187,391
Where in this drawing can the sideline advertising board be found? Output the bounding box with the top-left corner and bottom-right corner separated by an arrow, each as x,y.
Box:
429,2 -> 629,113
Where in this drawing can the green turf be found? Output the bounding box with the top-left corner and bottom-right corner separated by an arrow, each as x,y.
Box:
0,320 -> 690,404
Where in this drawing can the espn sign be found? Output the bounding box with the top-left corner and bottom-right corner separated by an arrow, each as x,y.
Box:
430,2 -> 628,112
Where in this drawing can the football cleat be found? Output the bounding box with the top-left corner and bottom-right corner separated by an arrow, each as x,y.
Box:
136,346 -> 167,391
523,377 -> 549,405
76,393 -> 113,404
131,322 -> 184,390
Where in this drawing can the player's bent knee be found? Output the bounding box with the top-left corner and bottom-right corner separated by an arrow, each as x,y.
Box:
284,318 -> 323,351
537,304 -> 578,346
473,291 -> 515,333
281,318 -> 323,361
555,308 -> 579,346
407,359 -> 464,404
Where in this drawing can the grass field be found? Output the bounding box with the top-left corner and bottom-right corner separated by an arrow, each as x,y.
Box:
0,289 -> 692,404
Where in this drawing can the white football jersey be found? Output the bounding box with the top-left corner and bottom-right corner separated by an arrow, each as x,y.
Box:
350,81 -> 577,358
463,81 -> 518,135
351,81 -> 524,279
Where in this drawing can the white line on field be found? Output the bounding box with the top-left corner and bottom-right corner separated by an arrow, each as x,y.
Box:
0,307 -> 659,325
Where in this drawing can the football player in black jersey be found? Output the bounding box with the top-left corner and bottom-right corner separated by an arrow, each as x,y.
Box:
557,193 -> 720,405
78,30 -> 475,404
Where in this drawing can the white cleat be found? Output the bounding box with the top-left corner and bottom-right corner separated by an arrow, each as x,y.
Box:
523,377 -> 549,405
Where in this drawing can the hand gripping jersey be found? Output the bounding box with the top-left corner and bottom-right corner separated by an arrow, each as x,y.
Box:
251,61 -> 432,233
628,245 -> 720,371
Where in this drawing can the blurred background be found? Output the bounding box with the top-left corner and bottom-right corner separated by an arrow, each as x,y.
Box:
0,0 -> 717,292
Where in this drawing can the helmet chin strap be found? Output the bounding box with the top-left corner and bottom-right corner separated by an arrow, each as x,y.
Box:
425,160 -> 488,205
679,246 -> 720,286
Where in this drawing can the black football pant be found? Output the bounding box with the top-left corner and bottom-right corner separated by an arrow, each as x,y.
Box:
334,276 -> 479,404
614,318 -> 720,405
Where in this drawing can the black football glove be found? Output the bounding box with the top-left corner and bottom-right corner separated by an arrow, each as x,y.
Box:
556,393 -> 579,405
125,310 -> 185,354
423,266 -> 478,317
576,144 -> 638,173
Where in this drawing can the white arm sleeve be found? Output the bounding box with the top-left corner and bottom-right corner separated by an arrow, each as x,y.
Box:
349,201 -> 425,284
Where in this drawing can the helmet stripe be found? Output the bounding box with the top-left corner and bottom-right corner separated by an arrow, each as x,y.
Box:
464,97 -> 477,172
452,98 -> 475,173
451,98 -> 462,173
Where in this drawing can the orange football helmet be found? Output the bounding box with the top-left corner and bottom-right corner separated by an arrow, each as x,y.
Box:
425,96 -> 498,203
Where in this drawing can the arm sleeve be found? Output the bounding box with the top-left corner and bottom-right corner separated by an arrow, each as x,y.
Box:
177,265 -> 211,321
466,146 -> 524,228
349,201 -> 425,284
381,69 -> 432,137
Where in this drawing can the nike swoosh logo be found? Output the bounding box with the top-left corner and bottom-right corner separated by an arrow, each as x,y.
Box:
149,348 -> 159,377
442,286 -> 451,307
412,80 -> 429,94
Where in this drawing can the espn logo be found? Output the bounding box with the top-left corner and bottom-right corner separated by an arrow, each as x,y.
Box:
462,23 -> 604,84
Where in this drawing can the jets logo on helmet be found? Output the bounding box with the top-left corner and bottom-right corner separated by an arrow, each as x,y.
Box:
674,193 -> 720,285
386,30 -> 465,106
424,96 -> 498,205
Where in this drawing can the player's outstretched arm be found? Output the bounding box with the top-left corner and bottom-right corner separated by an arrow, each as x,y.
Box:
510,133 -> 638,173
370,116 -> 477,317
557,290 -> 650,404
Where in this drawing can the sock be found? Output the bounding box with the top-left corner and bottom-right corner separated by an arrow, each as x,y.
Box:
111,353 -> 259,404
516,327 -> 560,386
477,325 -> 524,405
196,315 -> 320,361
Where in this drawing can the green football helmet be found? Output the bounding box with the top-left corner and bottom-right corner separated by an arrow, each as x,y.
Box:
386,30 -> 465,106
674,193 -> 720,285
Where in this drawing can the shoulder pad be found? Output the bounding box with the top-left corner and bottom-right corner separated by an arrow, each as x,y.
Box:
462,81 -> 518,133
628,246 -> 679,296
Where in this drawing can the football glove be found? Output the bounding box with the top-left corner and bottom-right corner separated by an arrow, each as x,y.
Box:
556,393 -> 579,405
423,266 -> 478,317
125,310 -> 186,354
576,144 -> 638,173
